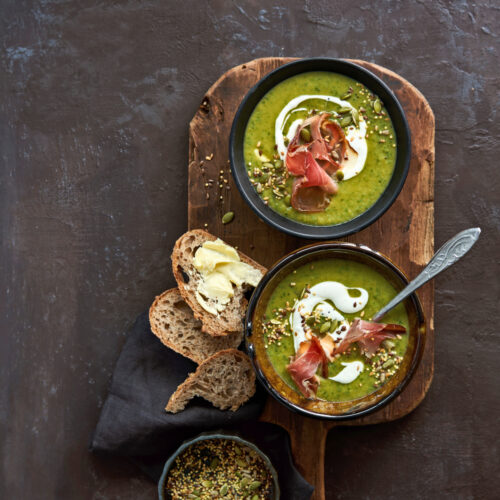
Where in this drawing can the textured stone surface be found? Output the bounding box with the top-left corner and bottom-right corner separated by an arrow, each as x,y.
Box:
1,1 -> 498,499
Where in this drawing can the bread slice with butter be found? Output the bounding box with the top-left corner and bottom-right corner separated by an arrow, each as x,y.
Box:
172,230 -> 267,337
149,288 -> 243,364
165,348 -> 256,413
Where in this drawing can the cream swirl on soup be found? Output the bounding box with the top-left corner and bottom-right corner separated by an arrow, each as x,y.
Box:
289,280 -> 369,353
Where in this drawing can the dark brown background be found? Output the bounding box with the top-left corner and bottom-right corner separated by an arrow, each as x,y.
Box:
1,1 -> 498,499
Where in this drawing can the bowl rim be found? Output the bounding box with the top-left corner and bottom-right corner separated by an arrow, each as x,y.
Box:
244,241 -> 426,421
157,431 -> 281,499
229,57 -> 411,239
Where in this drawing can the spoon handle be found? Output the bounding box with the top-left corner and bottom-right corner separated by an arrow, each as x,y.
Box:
372,227 -> 481,322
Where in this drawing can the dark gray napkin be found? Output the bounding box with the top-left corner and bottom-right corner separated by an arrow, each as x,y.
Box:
90,312 -> 314,499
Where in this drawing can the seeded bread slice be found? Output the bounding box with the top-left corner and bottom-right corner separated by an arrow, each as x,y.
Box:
172,229 -> 267,337
165,349 -> 256,413
149,288 -> 242,364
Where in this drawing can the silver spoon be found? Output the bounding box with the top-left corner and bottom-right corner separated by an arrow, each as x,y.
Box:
372,227 -> 481,322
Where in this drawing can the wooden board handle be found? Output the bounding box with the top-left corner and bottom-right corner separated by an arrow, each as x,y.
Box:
288,419 -> 329,500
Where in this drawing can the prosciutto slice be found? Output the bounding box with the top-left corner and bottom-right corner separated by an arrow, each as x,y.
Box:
285,113 -> 348,212
291,183 -> 330,213
287,336 -> 328,398
332,319 -> 406,357
321,121 -> 349,174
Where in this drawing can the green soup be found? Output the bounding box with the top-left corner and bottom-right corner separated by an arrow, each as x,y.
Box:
243,71 -> 397,226
263,258 -> 409,402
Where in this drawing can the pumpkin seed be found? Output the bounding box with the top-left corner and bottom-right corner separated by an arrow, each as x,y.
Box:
249,481 -> 262,490
336,170 -> 344,181
382,359 -> 395,369
351,108 -> 359,126
236,458 -> 246,467
329,319 -> 339,332
262,162 -> 274,170
341,92 -> 352,100
234,446 -> 242,455
338,106 -> 351,114
220,484 -> 228,495
320,321 -> 331,333
274,159 -> 284,169
188,495 -> 199,499
202,480 -> 213,488
300,127 -> 311,142
240,477 -> 250,488
222,211 -> 234,224
373,99 -> 382,113
340,115 -> 352,127
382,339 -> 395,350
210,457 -> 220,468
252,495 -> 259,500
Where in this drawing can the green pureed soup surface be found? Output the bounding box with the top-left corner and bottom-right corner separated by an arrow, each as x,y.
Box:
243,71 -> 397,226
263,258 -> 409,402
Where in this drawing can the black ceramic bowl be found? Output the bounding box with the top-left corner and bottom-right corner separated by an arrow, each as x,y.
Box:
229,58 -> 411,239
158,432 -> 280,499
245,242 -> 426,420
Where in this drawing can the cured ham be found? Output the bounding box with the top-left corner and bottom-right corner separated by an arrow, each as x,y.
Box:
319,120 -> 348,173
286,318 -> 406,398
287,336 -> 328,398
285,113 -> 349,212
319,335 -> 336,362
296,151 -> 338,193
291,183 -> 330,213
331,319 -> 406,357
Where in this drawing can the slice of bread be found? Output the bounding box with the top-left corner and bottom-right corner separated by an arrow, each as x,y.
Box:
165,349 -> 256,413
172,229 -> 267,337
149,288 -> 242,364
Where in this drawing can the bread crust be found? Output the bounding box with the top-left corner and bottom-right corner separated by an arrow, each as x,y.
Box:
172,229 -> 267,337
149,288 -> 243,364
165,348 -> 256,413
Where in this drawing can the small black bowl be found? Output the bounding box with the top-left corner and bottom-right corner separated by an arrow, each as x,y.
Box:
158,432 -> 280,499
229,58 -> 411,239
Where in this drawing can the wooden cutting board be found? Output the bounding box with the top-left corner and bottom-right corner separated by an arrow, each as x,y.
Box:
187,58 -> 435,500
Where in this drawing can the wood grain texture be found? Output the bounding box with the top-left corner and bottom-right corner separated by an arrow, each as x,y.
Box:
188,57 -> 434,500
